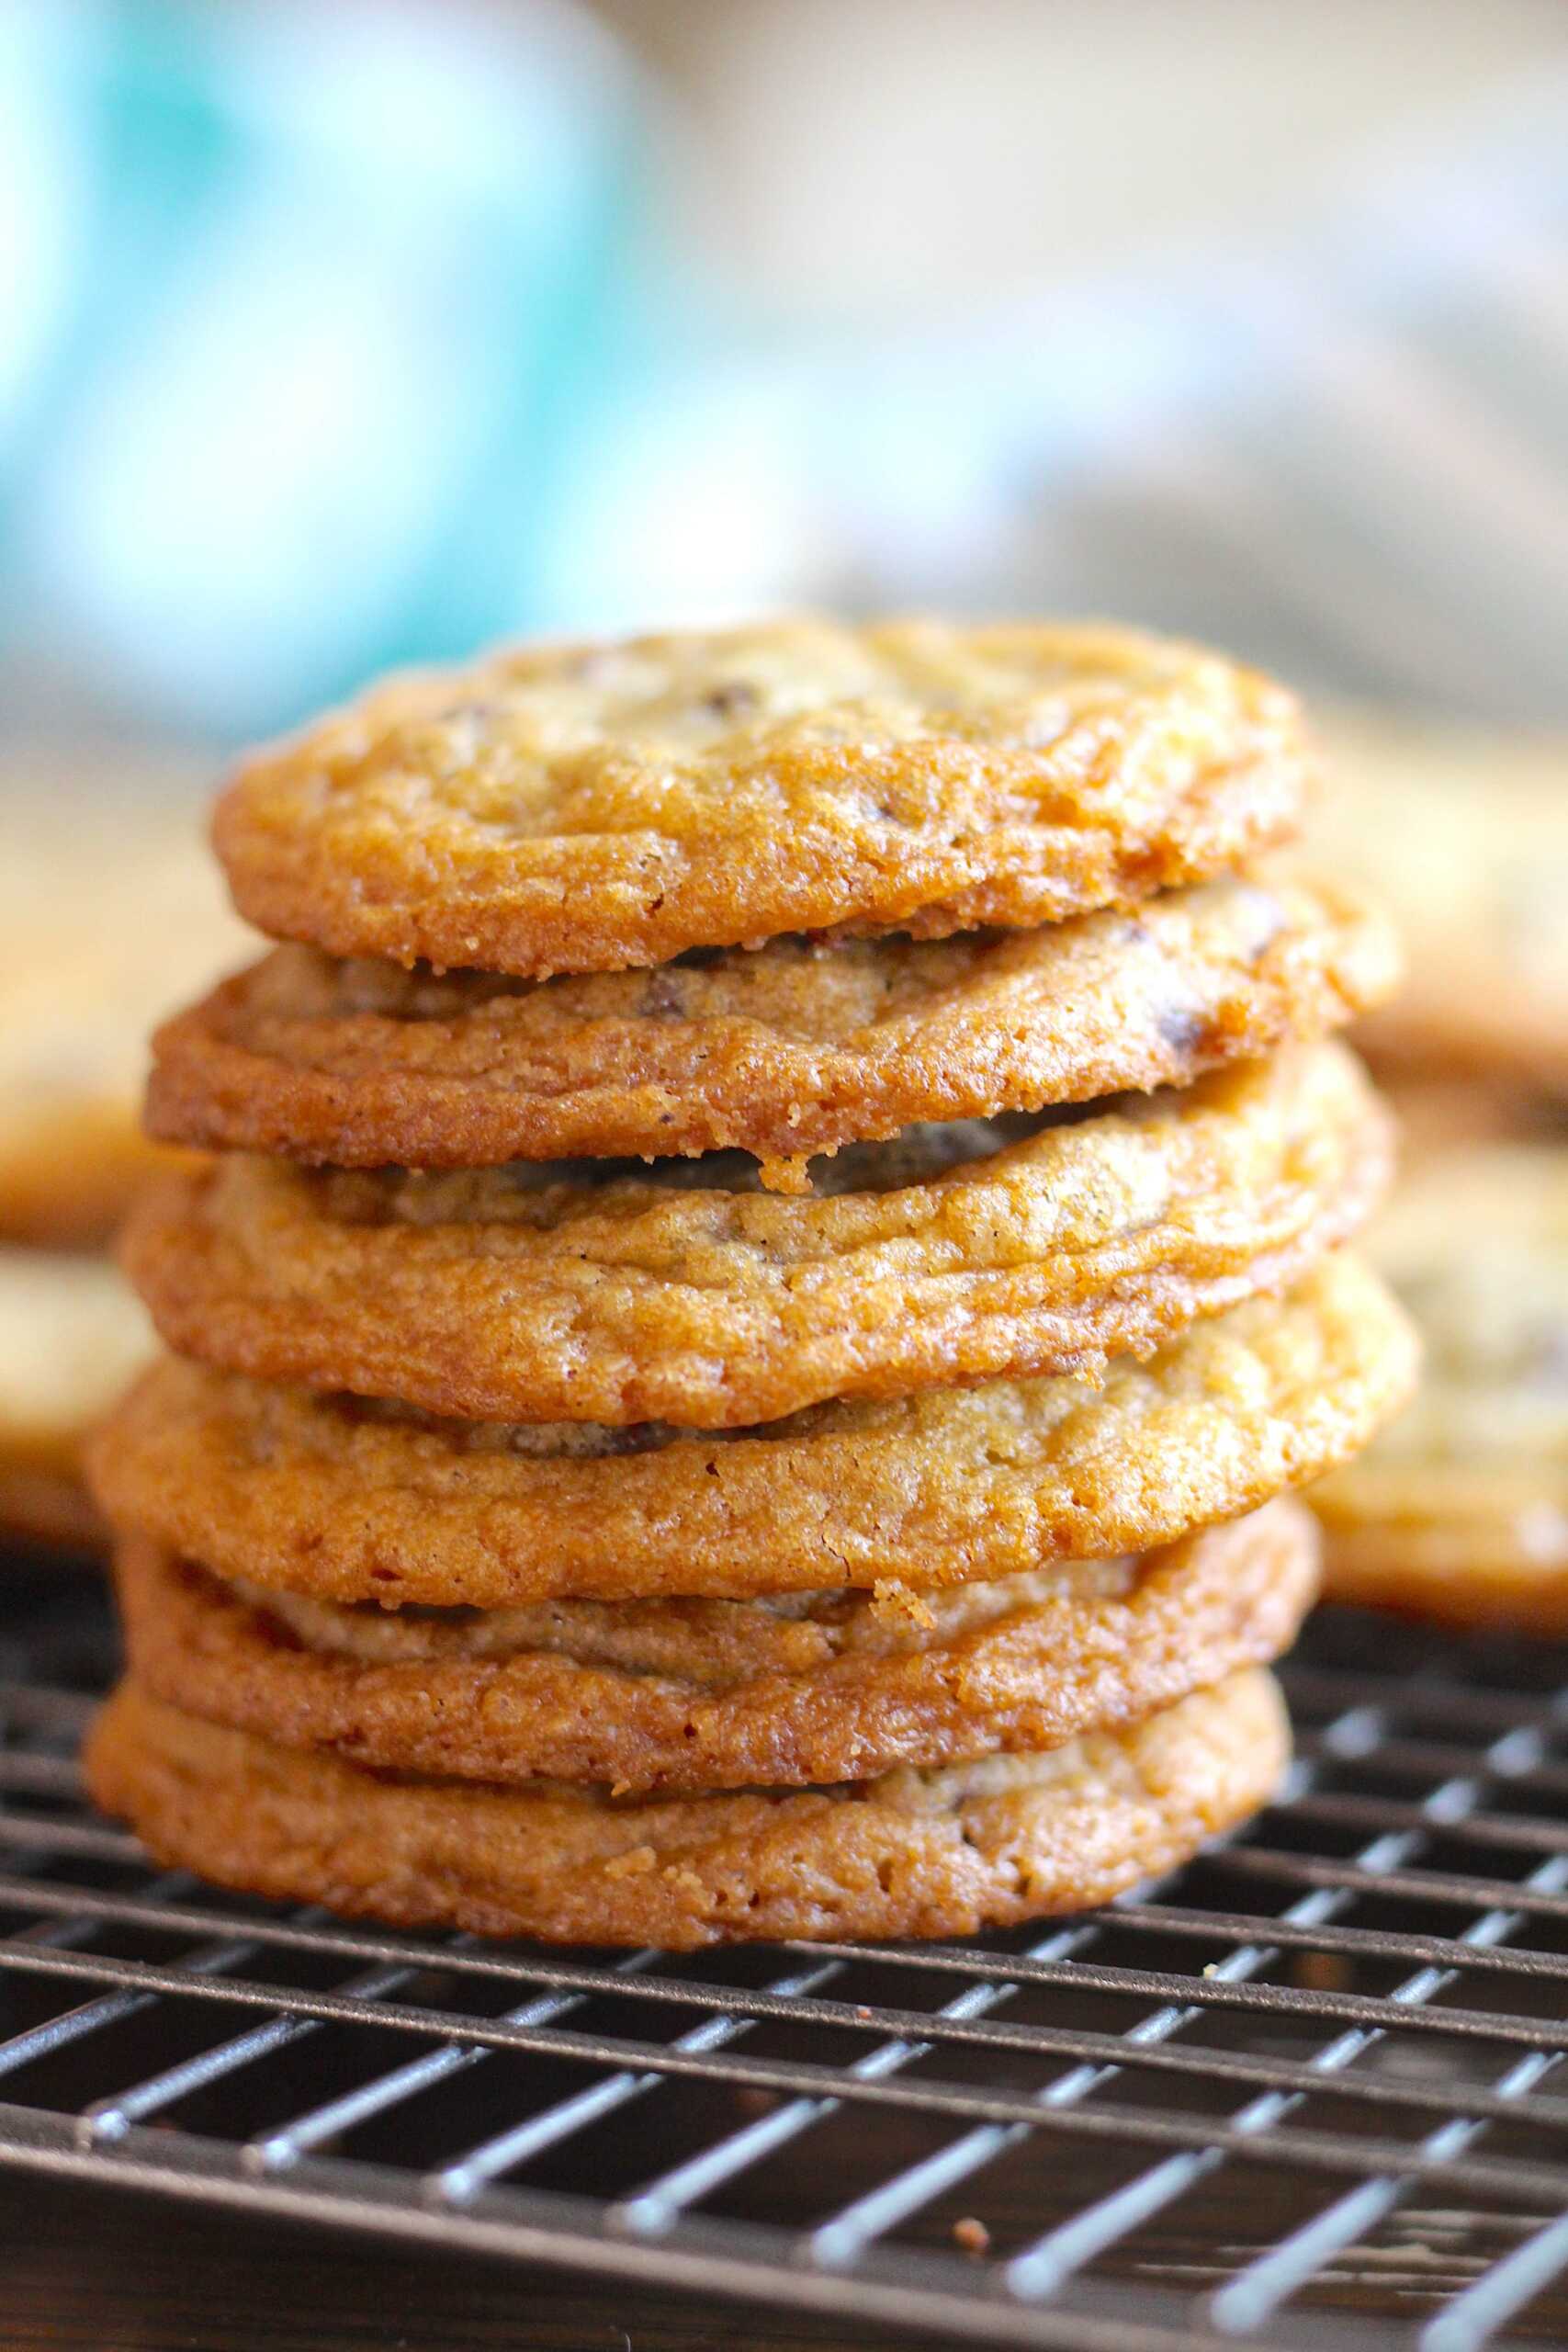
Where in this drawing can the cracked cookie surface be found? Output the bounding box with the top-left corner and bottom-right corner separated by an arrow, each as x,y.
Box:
212,619 -> 1308,978
146,872 -> 1395,1179
121,1043 -> 1391,1426
92,1255 -> 1414,1605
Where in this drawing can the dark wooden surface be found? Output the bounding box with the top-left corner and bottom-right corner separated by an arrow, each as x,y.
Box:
0,2175 -> 911,2352
0,2168 -> 1533,2351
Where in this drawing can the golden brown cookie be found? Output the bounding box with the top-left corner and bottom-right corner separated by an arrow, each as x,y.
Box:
212,621 -> 1308,978
121,1042 -> 1391,1427
112,1498 -> 1315,1794
1314,709 -> 1568,1091
0,803 -> 251,1248
91,1255 -> 1414,1607
144,874 -> 1396,1180
0,1250 -> 154,1548
85,1666 -> 1288,1948
1314,1143 -> 1568,1629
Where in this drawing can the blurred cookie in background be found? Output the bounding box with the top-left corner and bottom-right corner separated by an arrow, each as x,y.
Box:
1309,713 -> 1568,1628
1314,712 -> 1568,1098
1379,1077 -> 1568,1163
0,1250 -> 156,1551
1314,1140 -> 1568,1630
0,800 -> 249,1250
0,779 -> 246,1548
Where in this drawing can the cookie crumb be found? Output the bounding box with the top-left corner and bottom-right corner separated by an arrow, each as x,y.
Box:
869,1580 -> 938,1630
756,1150 -> 813,1195
1292,1950 -> 1352,1993
604,1844 -> 656,1880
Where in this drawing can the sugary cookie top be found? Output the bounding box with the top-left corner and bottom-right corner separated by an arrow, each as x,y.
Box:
213,619 -> 1308,976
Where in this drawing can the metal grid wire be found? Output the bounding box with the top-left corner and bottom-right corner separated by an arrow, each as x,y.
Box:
1,1557 -> 1567,2349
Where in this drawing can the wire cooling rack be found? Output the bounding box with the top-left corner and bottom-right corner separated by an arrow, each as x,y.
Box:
0,1556 -> 1565,2350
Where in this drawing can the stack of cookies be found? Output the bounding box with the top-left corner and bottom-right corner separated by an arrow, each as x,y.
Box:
85,621 -> 1416,1948
1311,1139 -> 1568,1629
0,797 -> 246,1548
1306,714 -> 1568,1629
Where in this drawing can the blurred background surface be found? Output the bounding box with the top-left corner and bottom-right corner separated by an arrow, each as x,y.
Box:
4,0 -> 1568,762
6,2 -> 1568,1566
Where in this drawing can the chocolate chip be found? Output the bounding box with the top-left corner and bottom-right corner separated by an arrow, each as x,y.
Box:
1156,1003 -> 1210,1057
566,648 -> 619,684
596,1422 -> 672,1456
640,969 -> 687,1019
1528,1323 -> 1568,1389
703,680 -> 759,718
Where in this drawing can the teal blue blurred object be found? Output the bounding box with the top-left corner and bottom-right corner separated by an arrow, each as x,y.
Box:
0,0 -> 662,736
10,3 -> 1568,742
